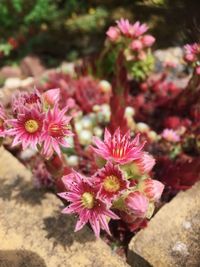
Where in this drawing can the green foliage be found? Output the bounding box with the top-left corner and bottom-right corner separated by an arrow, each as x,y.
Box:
65,7 -> 108,33
0,0 -> 56,31
12,0 -> 23,12
0,0 -> 81,60
0,43 -> 13,56
24,0 -> 58,24
129,52 -> 155,81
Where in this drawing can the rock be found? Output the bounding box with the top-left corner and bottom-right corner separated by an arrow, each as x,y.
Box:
4,77 -> 33,89
20,56 -> 45,77
128,182 -> 200,267
0,147 -> 128,267
154,47 -> 184,72
20,77 -> 34,87
0,66 -> 22,80
0,77 -> 34,106
4,77 -> 22,89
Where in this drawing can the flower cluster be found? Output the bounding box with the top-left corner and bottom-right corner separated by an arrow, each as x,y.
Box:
184,43 -> 200,75
3,88 -> 73,158
106,18 -> 155,62
59,128 -> 164,237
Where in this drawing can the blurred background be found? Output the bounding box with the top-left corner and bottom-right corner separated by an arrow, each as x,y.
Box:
0,0 -> 200,69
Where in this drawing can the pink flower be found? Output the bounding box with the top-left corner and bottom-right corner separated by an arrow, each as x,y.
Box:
93,162 -> 129,205
185,53 -> 195,62
184,43 -> 199,62
125,191 -> 148,217
58,171 -> 119,237
116,18 -> 133,37
116,19 -> 148,38
142,178 -> 164,201
161,128 -> 180,143
0,105 -> 6,137
141,35 -> 155,47
131,21 -> 148,37
12,90 -> 41,114
134,152 -> 156,173
130,40 -> 143,51
92,128 -> 145,164
41,105 -> 73,158
42,88 -> 60,108
6,107 -> 44,150
106,26 -> 120,41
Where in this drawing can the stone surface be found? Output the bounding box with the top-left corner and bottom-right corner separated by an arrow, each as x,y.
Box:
128,182 -> 200,267
0,66 -> 22,80
20,56 -> 45,77
0,147 -> 128,267
4,77 -> 22,89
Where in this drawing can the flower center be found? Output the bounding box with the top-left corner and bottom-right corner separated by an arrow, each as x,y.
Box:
103,175 -> 120,193
48,123 -> 69,137
81,192 -> 95,209
24,119 -> 39,133
114,147 -> 125,158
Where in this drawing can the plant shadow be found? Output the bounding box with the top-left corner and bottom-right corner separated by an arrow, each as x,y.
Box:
0,249 -> 47,267
0,175 -> 48,206
43,209 -> 95,248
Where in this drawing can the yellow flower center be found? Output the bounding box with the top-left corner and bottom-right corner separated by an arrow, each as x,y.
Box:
24,119 -> 39,133
103,175 -> 120,193
81,192 -> 95,209
115,148 -> 124,157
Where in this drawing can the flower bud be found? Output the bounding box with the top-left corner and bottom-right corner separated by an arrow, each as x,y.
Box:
161,128 -> 180,142
142,178 -> 164,201
98,80 -> 112,93
125,191 -> 148,217
184,54 -> 195,62
130,40 -> 143,51
43,88 -> 60,107
196,66 -> 200,75
134,152 -> 156,174
141,35 -> 155,47
106,26 -> 120,41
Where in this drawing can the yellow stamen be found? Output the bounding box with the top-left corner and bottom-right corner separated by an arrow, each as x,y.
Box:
103,175 -> 120,193
116,148 -> 124,157
81,192 -> 94,209
24,119 -> 39,133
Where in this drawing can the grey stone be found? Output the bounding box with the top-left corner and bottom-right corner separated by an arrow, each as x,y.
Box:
128,181 -> 200,267
0,147 -> 128,267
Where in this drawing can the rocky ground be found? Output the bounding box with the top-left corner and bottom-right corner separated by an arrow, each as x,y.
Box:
0,147 -> 128,267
